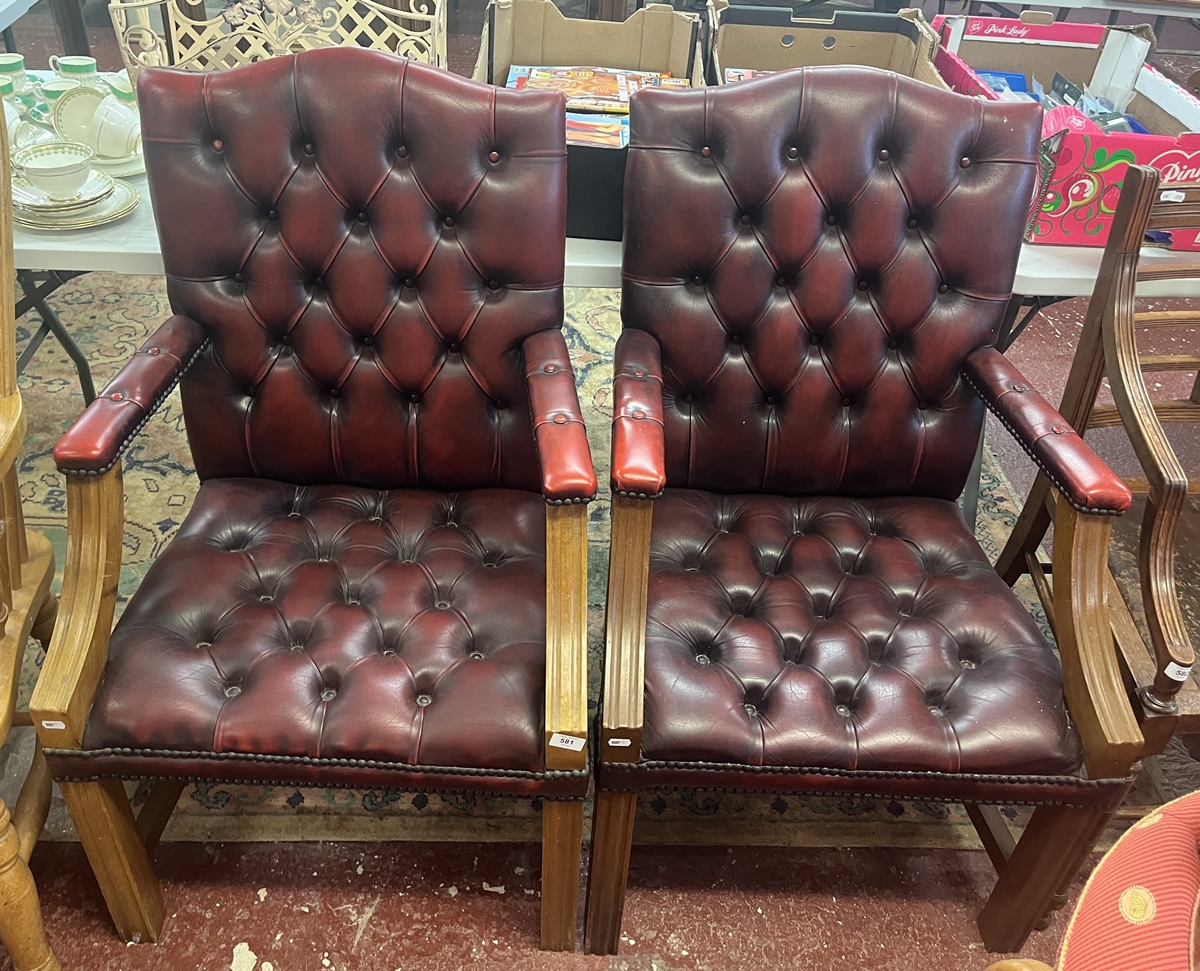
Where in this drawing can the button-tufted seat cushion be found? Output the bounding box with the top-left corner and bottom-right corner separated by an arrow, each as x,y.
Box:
48,480 -> 588,795
605,490 -> 1098,802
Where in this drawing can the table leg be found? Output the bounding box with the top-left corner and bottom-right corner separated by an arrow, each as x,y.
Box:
2,28 -> 15,52
1154,14 -> 1167,41
15,271 -> 96,404
48,0 -> 90,56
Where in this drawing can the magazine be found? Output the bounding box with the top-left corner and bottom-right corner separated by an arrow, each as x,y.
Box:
566,111 -> 629,149
724,68 -> 775,83
506,65 -> 688,114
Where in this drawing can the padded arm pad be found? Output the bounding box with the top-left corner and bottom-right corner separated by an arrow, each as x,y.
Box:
523,329 -> 597,504
611,330 -> 666,498
963,346 -> 1132,514
54,315 -> 207,475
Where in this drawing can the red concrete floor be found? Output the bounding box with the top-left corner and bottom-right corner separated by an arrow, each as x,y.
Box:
16,839 -> 1072,970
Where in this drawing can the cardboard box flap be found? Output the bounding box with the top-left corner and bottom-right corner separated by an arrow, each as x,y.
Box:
478,0 -> 699,85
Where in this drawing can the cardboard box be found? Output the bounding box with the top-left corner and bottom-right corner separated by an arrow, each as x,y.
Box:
711,7 -> 948,90
930,13 -> 1200,249
474,0 -> 704,241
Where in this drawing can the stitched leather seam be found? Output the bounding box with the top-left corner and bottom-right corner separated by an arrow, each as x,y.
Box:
45,746 -> 589,780
614,490 -> 663,500
60,337 -> 211,477
962,370 -> 1120,516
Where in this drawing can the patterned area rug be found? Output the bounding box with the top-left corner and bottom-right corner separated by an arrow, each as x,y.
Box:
2,275 -> 1136,849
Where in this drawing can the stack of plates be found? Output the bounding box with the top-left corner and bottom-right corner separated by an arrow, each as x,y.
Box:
12,170 -> 140,230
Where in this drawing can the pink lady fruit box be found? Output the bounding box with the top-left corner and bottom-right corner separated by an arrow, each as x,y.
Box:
932,13 -> 1200,249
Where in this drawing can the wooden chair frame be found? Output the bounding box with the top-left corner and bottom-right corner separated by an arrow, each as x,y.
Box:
999,165 -> 1200,757
31,474 -> 589,950
0,121 -> 63,971
585,442 -> 1142,956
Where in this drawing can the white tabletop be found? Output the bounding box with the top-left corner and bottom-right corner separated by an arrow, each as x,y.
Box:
14,175 -> 1200,298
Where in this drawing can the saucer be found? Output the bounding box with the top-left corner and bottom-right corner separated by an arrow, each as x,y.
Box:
12,169 -> 113,211
91,150 -> 144,177
13,178 -> 139,230
52,84 -> 106,143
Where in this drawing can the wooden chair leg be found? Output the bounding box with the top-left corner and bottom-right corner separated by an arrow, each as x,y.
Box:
134,780 -> 185,854
977,805 -> 1111,953
12,740 -> 50,864
0,798 -> 58,971
28,594 -> 57,650
540,799 -> 583,951
583,790 -> 637,955
59,779 -> 164,943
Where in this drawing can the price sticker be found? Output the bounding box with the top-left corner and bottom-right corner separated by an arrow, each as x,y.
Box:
1165,661 -> 1193,682
548,732 -> 585,752
1161,190 -> 1187,203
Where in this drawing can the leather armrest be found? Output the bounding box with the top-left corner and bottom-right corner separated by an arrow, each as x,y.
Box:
963,346 -> 1132,514
611,330 -> 665,498
54,315 -> 207,475
523,329 -> 597,504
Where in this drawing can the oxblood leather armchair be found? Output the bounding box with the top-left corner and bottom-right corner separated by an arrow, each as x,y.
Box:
584,67 -> 1141,956
30,49 -> 597,951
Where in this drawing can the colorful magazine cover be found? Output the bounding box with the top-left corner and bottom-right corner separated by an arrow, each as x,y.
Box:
566,112 -> 629,149
506,66 -> 687,114
724,68 -> 775,83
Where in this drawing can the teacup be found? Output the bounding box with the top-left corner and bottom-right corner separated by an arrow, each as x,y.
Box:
86,95 -> 140,158
13,141 -> 93,199
101,72 -> 136,105
0,53 -> 26,94
49,55 -> 99,86
38,78 -> 80,103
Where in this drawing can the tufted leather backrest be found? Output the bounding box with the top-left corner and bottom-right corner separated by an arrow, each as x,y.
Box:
139,49 -> 567,490
622,67 -> 1040,500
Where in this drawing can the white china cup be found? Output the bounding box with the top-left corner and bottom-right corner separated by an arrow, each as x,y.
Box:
13,141 -> 93,199
49,55 -> 99,86
38,78 -> 80,103
86,95 -> 140,158
0,53 -> 26,94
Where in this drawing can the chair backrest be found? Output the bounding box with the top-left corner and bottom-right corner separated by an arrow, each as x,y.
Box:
139,49 -> 568,491
622,67 -> 1040,499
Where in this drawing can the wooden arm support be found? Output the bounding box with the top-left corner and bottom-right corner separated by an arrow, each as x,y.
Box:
600,495 -> 652,762
544,502 -> 588,771
1052,498 -> 1142,779
30,466 -> 124,751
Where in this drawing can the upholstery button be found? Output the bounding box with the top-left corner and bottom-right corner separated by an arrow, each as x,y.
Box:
443,216 -> 455,227
929,706 -> 945,716
314,276 -> 324,288
448,342 -> 460,352
361,335 -> 374,346
1011,383 -> 1027,393
842,396 -> 851,407
224,685 -> 241,698
396,146 -> 408,158
700,146 -> 711,157
633,368 -> 646,377
245,387 -> 255,398
740,213 -> 751,225
356,211 -> 368,224
289,643 -> 304,652
409,393 -> 420,403
835,704 -> 850,717
730,335 -> 741,345
470,651 -> 485,660
553,414 -> 568,424
110,391 -> 124,401
887,339 -> 898,349
1052,424 -> 1068,435
960,157 -> 971,168
695,654 -> 711,665
488,150 -> 500,163
147,347 -> 160,356
692,275 -> 704,286
683,393 -> 695,403
776,276 -> 786,287
765,396 -> 775,405
259,593 -> 272,601
826,214 -> 836,226
493,399 -> 504,409
857,280 -> 868,291
319,688 -> 337,702
233,272 -> 244,284
404,277 -> 415,288
435,601 -> 449,610
196,641 -> 212,649
328,388 -> 339,399
907,217 -> 918,229
787,146 -> 798,160
416,694 -> 433,707
743,703 -> 758,717
918,400 -> 928,410
268,209 -> 279,221
304,142 -> 315,156
938,283 -> 949,294
961,659 -> 977,669
212,138 -> 223,152
488,280 -> 501,290
809,334 -> 820,345
632,410 -> 646,420
544,364 -> 557,373
878,148 -> 889,161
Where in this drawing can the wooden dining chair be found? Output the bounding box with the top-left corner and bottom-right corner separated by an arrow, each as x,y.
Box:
0,115 -> 63,971
998,165 -> 1200,758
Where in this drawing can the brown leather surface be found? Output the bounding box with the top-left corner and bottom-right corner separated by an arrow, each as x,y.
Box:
621,68 -> 1040,500
611,330 -> 666,498
138,49 -> 578,494
64,478 -> 587,796
964,347 -> 1132,514
628,490 -> 1084,775
524,330 -> 598,503
54,316 -> 206,473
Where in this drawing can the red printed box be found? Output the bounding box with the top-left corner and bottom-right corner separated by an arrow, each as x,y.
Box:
932,14 -> 1200,249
